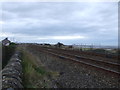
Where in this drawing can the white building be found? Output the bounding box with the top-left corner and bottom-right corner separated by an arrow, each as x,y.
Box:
2,38 -> 11,46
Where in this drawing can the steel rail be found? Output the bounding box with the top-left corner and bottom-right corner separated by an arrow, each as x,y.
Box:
39,48 -> 120,75
46,48 -> 120,66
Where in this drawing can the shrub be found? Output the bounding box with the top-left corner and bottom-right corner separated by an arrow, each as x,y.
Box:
2,43 -> 16,69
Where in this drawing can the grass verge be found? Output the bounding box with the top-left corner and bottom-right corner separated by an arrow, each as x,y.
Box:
21,48 -> 59,88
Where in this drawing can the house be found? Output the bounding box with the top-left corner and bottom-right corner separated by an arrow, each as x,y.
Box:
2,38 -> 11,46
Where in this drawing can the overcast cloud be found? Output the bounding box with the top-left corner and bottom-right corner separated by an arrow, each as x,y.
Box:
0,2 -> 118,46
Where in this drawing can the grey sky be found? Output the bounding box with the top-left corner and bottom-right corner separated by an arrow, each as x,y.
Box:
0,2 -> 118,46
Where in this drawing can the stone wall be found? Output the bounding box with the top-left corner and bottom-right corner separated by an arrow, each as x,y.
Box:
2,51 -> 23,89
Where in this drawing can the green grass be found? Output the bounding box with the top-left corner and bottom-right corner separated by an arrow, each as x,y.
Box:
20,48 -> 59,88
34,67 -> 46,75
21,50 -> 46,88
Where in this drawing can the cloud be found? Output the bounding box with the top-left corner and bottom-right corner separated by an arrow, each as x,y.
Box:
37,35 -> 86,40
1,2 -> 118,46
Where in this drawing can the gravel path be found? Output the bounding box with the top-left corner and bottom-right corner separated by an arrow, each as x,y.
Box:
27,46 -> 120,88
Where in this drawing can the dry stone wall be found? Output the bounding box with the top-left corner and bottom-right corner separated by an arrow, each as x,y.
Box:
2,51 -> 23,89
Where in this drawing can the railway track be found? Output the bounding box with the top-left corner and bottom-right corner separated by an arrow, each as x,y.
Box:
28,45 -> 120,75
41,46 -> 118,60
41,46 -> 118,63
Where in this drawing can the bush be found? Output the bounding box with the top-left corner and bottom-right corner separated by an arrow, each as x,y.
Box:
2,43 -> 16,69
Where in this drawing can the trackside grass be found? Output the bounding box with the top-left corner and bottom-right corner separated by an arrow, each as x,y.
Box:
21,47 -> 59,88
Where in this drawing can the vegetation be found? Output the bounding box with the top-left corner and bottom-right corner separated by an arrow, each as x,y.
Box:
21,48 -> 59,88
2,42 -> 17,69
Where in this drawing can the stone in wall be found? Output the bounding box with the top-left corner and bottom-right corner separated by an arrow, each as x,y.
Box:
2,51 -> 23,89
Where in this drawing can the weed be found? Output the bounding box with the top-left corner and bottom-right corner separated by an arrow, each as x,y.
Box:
20,47 -> 59,88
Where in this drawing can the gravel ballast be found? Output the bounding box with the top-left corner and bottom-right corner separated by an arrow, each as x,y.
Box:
27,46 -> 120,88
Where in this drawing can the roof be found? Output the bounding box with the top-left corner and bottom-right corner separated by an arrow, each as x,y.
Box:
2,38 -> 11,46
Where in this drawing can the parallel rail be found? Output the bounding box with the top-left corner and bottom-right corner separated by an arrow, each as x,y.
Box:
46,48 -> 120,66
29,45 -> 120,75
41,46 -> 119,63
41,46 -> 118,59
